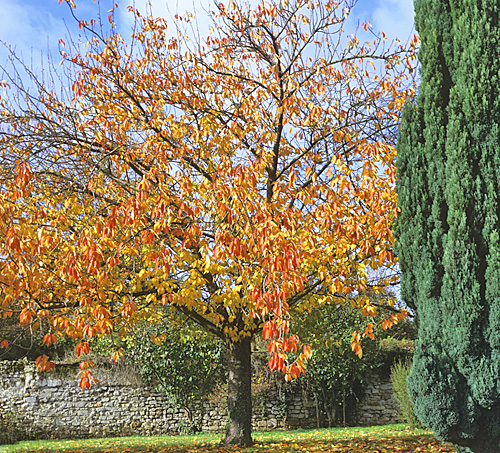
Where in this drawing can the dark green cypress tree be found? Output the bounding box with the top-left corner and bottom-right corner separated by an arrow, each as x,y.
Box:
396,1 -> 500,452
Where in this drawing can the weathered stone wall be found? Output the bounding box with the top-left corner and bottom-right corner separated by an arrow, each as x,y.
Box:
0,361 -> 401,440
354,373 -> 402,426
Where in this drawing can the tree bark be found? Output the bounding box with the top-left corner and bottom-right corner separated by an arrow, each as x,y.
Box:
313,394 -> 320,428
224,337 -> 252,446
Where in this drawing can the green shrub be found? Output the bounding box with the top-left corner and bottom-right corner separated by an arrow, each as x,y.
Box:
390,358 -> 423,429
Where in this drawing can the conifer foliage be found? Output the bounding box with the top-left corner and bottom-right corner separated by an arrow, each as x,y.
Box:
397,1 -> 500,451
0,0 -> 414,445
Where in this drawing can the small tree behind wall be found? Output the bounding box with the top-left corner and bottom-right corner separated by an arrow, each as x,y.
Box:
396,1 -> 500,451
294,303 -> 383,428
127,320 -> 226,434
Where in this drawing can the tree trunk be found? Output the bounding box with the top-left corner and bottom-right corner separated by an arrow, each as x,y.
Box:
313,394 -> 320,428
322,388 -> 332,428
342,390 -> 346,427
224,337 -> 252,446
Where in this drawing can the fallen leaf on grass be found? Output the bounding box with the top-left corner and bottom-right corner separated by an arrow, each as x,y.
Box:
4,426 -> 457,453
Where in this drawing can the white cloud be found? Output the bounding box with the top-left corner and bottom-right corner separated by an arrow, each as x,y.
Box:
117,0 -> 213,27
0,0 -> 120,67
124,0 -> 179,18
343,0 -> 415,51
0,1 -> 63,65
371,0 -> 416,43
116,0 -> 221,45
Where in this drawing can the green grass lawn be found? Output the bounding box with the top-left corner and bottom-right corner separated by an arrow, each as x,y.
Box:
3,424 -> 456,452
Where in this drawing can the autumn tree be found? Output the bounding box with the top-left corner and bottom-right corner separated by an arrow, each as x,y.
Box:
396,1 -> 500,452
0,0 -> 414,445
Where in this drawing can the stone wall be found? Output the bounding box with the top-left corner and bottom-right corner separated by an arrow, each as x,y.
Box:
0,361 -> 401,440
355,373 -> 402,426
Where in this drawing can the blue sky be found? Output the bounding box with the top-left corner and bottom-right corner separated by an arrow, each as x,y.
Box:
0,0 -> 415,66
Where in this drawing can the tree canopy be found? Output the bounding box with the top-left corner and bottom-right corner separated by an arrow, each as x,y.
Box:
0,0 -> 415,444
